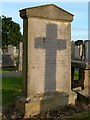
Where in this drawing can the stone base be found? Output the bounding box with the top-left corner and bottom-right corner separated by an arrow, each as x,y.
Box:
16,92 -> 70,117
76,90 -> 90,104
68,91 -> 77,105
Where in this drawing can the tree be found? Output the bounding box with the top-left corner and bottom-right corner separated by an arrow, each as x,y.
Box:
2,16 -> 22,48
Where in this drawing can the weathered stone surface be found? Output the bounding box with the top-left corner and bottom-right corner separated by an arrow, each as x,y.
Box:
84,40 -> 90,63
16,92 -> 69,117
18,42 -> 23,71
20,4 -> 74,21
84,70 -> 90,96
0,48 -> 2,67
8,45 -> 14,59
16,4 -> 76,116
2,54 -> 14,67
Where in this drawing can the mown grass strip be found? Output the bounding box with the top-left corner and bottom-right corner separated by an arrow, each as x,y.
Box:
2,76 -> 22,106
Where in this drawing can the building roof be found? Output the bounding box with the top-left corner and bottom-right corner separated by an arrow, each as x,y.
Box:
20,4 -> 74,22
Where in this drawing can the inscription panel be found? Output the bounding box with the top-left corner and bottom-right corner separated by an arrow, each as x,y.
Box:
35,23 -> 67,91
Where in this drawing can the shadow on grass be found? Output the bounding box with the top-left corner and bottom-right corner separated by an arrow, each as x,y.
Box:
2,76 -> 22,106
2,66 -> 17,71
2,89 -> 22,106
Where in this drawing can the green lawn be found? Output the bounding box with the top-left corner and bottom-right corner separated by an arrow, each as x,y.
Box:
0,67 -> 17,73
68,111 -> 90,119
2,76 -> 22,106
0,69 -> 10,73
1,75 -> 90,119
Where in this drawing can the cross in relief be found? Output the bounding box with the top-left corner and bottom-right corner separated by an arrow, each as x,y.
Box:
35,23 -> 67,92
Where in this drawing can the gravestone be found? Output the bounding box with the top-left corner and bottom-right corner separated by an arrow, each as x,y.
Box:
0,48 -> 14,68
8,45 -> 14,59
84,40 -> 90,68
74,45 -> 80,60
3,49 -> 7,55
71,41 -> 75,60
0,48 -> 3,55
0,48 -> 2,67
74,40 -> 84,61
2,54 -> 14,67
13,46 -> 17,56
79,44 -> 83,58
83,70 -> 90,96
14,46 -> 16,54
18,42 -> 23,71
83,40 -> 90,97
16,4 -> 77,117
8,45 -> 17,66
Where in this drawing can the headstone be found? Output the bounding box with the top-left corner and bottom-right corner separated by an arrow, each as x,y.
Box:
71,41 -> 75,60
84,70 -> 90,96
82,41 -> 90,97
18,42 -> 23,71
2,54 -> 14,67
8,45 -> 14,59
3,49 -> 7,55
0,48 -> 15,68
79,44 -> 83,57
77,69 -> 90,100
74,40 -> 84,61
0,48 -> 2,67
16,4 -> 77,117
0,48 -> 3,55
74,45 -> 80,60
8,45 -> 17,66
84,40 -> 90,63
13,46 -> 17,56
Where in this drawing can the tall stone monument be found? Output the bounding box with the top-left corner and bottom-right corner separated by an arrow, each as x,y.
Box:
16,4 -> 76,117
18,42 -> 23,71
83,40 -> 90,98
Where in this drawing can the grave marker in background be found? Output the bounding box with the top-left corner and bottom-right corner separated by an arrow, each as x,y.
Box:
18,42 -> 23,71
8,45 -> 14,59
0,48 -> 2,67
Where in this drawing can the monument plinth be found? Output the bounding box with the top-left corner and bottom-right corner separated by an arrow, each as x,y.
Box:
16,4 -> 76,117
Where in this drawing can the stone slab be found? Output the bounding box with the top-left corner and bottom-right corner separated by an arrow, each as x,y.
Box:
16,92 -> 69,117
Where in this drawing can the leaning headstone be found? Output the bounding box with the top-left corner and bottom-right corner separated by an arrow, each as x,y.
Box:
16,4 -> 77,117
18,42 -> 23,71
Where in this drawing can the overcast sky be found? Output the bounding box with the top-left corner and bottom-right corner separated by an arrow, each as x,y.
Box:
1,0 -> 89,41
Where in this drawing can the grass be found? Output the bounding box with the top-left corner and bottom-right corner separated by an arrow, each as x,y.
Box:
2,76 -> 22,106
0,67 -> 17,73
68,111 -> 90,119
1,75 -> 90,119
0,69 -> 10,73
